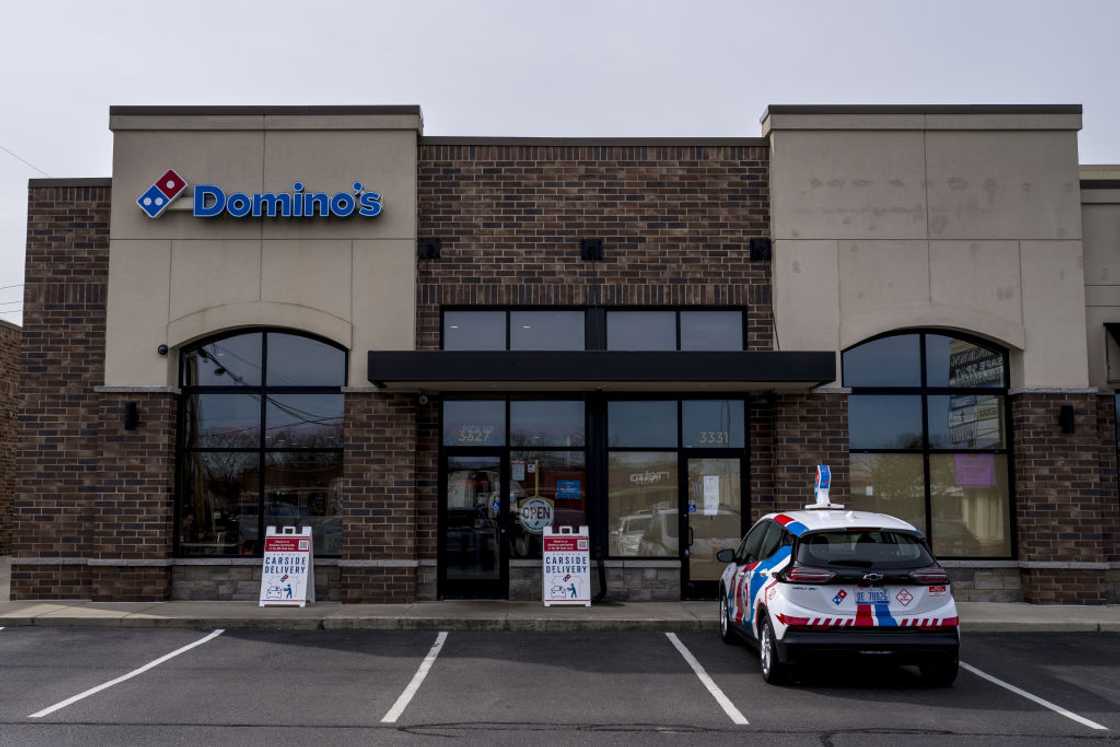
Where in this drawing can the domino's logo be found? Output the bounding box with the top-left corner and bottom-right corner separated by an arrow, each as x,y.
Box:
136,169 -> 188,218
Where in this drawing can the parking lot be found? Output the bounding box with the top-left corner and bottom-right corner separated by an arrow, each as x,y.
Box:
0,626 -> 1117,745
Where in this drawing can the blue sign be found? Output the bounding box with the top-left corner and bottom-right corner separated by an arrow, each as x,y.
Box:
556,480 -> 581,500
136,168 -> 384,220
816,464 -> 831,492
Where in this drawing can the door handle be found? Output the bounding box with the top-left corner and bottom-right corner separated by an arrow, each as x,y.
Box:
688,527 -> 695,547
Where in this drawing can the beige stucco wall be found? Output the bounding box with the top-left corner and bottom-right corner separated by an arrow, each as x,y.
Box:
105,110 -> 420,388
768,109 -> 1088,388
1082,185 -> 1120,388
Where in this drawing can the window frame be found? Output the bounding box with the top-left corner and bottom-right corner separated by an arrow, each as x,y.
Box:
842,329 -> 1016,560
175,328 -> 348,558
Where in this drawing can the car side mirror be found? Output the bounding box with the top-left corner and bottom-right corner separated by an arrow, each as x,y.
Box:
715,549 -> 735,563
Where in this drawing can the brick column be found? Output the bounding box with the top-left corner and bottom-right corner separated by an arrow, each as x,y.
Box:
764,391 -> 849,516
0,321 -> 20,556
11,183 -> 111,600
340,391 -> 419,602
89,391 -> 177,601
1012,393 -> 1111,603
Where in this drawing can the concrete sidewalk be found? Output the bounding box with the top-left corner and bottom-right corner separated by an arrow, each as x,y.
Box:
1,599 -> 1119,633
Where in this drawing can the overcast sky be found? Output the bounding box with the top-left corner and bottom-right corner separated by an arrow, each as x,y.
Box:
2,0 -> 1118,325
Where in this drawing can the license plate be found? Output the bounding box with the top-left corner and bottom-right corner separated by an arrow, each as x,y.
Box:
856,590 -> 888,604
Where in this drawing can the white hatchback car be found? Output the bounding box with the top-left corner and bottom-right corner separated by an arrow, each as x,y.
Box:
717,508 -> 960,686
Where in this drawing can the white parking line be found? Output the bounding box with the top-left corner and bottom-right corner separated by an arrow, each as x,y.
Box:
665,632 -> 749,725
961,661 -> 1108,731
381,631 -> 448,724
28,629 -> 225,719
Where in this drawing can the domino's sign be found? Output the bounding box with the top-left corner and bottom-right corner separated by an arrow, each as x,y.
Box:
137,168 -> 384,220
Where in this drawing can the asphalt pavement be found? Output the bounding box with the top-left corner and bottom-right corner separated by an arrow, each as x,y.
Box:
0,626 -> 1117,745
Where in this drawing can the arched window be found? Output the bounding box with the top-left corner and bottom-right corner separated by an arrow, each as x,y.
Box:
176,329 -> 347,557
843,331 -> 1012,558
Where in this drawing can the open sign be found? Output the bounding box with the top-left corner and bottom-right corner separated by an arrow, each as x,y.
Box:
518,497 -> 554,534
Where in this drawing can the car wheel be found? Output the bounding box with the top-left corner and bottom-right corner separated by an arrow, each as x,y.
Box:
758,616 -> 789,685
719,589 -> 737,645
920,655 -> 959,687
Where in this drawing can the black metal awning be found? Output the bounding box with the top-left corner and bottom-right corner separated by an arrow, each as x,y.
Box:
367,350 -> 836,392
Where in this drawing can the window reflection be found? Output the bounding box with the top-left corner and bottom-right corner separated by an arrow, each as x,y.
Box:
510,311 -> 585,351
680,311 -> 743,351
847,453 -> 926,532
607,311 -> 677,351
443,311 -> 506,351
608,452 -> 678,557
843,334 -> 921,387
608,401 -> 678,447
510,401 -> 584,447
177,330 -> 347,557
925,334 -> 1004,388
509,451 -> 587,559
443,401 -> 506,446
848,395 -> 923,449
930,454 -> 1010,557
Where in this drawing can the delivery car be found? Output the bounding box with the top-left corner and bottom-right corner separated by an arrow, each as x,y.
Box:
717,507 -> 960,686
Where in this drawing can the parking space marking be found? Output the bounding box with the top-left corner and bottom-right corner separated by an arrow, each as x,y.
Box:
665,632 -> 749,726
27,629 -> 225,719
381,631 -> 448,724
960,661 -> 1108,731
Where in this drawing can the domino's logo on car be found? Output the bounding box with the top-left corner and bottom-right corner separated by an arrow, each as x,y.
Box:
136,169 -> 188,218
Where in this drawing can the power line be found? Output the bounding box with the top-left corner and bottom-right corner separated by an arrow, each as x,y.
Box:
0,144 -> 49,177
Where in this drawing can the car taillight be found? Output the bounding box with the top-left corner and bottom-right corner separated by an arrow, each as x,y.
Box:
909,566 -> 950,585
783,565 -> 835,584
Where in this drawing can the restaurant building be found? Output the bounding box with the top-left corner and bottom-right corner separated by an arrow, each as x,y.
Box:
7,104 -> 1120,605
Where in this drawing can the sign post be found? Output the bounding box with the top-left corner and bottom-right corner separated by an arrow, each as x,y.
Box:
542,525 -> 591,607
259,526 -> 315,607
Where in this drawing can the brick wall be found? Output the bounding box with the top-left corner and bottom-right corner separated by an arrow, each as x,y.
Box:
1012,393 -> 1111,603
0,320 -> 20,555
11,182 -> 178,601
761,392 -> 849,516
416,140 -> 772,352
340,391 -> 419,602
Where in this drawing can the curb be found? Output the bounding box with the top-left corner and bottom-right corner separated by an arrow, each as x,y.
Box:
3,617 -> 1115,633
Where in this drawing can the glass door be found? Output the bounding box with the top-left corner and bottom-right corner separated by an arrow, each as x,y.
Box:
683,456 -> 743,598
441,453 -> 508,598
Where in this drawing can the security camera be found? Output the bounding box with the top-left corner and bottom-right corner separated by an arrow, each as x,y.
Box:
156,344 -> 169,356
418,394 -> 430,406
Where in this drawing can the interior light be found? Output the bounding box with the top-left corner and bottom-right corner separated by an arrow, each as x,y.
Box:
521,325 -> 532,329
449,325 -> 459,329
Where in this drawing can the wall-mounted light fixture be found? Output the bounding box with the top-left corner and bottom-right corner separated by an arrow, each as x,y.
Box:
418,238 -> 441,259
1059,404 -> 1075,434
123,401 -> 140,431
580,238 -> 604,261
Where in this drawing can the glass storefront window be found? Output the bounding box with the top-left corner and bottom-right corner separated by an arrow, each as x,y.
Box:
930,454 -> 1011,557
510,401 -> 584,447
181,332 -> 262,387
608,451 -> 678,557
443,400 -> 506,447
927,394 -> 1005,450
608,400 -> 678,447
178,452 -> 259,556
848,395 -> 923,449
844,331 -> 1011,558
926,334 -> 1005,388
443,311 -> 506,350
266,333 -> 346,386
680,311 -> 743,351
265,394 -> 344,448
509,451 -> 587,559
264,452 -> 343,557
185,394 -> 261,449
682,400 -> 745,448
847,453 -> 926,532
510,311 -> 585,351
607,311 -> 677,350
177,330 -> 346,557
843,334 -> 921,387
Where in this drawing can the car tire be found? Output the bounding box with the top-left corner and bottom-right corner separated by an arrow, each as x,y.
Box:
719,588 -> 737,645
920,655 -> 959,687
758,616 -> 789,685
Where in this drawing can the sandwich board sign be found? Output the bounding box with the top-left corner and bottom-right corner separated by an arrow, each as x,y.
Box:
259,526 -> 315,607
542,525 -> 591,607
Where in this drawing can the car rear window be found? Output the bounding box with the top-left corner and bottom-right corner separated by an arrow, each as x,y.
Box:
797,529 -> 933,570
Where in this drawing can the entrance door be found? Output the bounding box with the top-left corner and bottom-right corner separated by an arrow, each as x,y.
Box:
683,456 -> 743,599
441,453 -> 508,598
